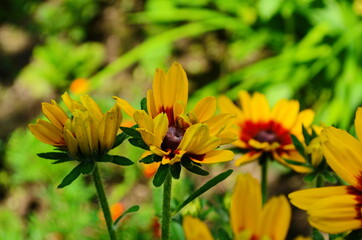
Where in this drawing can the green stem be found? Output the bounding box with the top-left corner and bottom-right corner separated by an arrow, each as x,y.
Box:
92,164 -> 117,240
260,157 -> 268,205
162,173 -> 172,240
316,174 -> 323,188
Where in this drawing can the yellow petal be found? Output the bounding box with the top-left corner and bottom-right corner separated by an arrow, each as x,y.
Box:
182,216 -> 214,240
113,96 -> 136,118
249,92 -> 270,122
274,150 -> 310,173
152,68 -> 166,112
257,195 -> 291,240
307,194 -> 362,234
42,100 -> 68,130
289,186 -> 349,210
290,109 -> 315,136
64,128 -> 78,157
153,113 -> 168,142
205,113 -> 236,137
322,126 -> 362,189
271,99 -> 299,130
164,62 -> 188,108
173,101 -> 185,122
80,95 -> 103,123
230,173 -> 261,236
190,96 -> 216,123
355,107 -> 362,141
146,89 -> 158,118
190,150 -> 234,164
234,151 -> 262,166
238,91 -> 253,120
72,111 -> 92,156
98,105 -> 122,153
218,95 -> 244,122
178,124 -> 220,154
61,92 -> 83,113
29,120 -> 65,146
150,145 -> 169,157
134,110 -> 154,132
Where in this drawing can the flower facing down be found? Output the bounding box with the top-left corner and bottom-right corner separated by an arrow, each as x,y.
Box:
114,63 -> 235,182
219,91 -> 314,172
29,93 -> 132,187
231,173 -> 291,240
289,107 -> 362,234
183,174 -> 291,240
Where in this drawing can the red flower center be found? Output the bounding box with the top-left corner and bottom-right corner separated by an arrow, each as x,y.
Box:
240,120 -> 292,149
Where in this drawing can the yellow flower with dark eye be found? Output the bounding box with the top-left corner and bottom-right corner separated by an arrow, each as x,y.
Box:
114,63 -> 235,166
289,107 -> 362,234
29,92 -> 122,159
219,91 -> 314,173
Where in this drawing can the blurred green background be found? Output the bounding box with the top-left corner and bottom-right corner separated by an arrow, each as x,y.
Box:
1,0 -> 362,239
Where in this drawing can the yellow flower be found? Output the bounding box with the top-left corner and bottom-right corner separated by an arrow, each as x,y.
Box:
289,107 -> 362,234
114,63 -> 235,165
231,173 -> 291,240
29,92 -> 122,159
183,216 -> 214,240
219,91 -> 314,172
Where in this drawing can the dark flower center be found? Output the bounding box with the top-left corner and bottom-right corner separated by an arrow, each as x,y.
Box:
254,130 -> 278,143
161,126 -> 185,151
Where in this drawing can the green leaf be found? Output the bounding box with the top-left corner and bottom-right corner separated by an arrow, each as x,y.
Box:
98,155 -> 113,162
38,152 -> 69,160
110,156 -> 134,166
114,205 -> 140,226
153,164 -> 170,187
129,138 -> 149,150
284,159 -> 310,167
170,163 -> 181,179
112,132 -> 129,149
120,126 -> 141,138
291,134 -> 306,158
304,172 -> 317,182
80,161 -> 95,174
140,154 -> 162,164
322,170 -> 337,184
57,163 -> 83,188
51,158 -> 74,164
174,169 -> 233,214
312,229 -> 324,240
140,97 -> 148,113
302,125 -> 312,146
344,229 -> 362,240
181,157 -> 209,176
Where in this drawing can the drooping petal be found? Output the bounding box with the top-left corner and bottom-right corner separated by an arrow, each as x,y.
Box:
289,186 -> 349,210
190,149 -> 234,164
29,120 -> 65,146
134,110 -> 154,133
322,126 -> 362,189
189,96 -> 216,123
182,216 -> 214,240
274,150 -> 310,173
42,100 -> 68,130
230,173 -> 261,236
114,96 -> 136,118
257,195 -> 291,240
234,151 -> 262,166
62,92 -> 83,113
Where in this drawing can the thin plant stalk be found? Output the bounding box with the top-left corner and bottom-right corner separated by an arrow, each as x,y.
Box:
261,159 -> 268,205
162,173 -> 172,240
92,163 -> 117,240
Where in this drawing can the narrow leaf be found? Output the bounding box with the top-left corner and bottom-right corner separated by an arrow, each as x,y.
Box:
291,134 -> 306,157
112,132 -> 129,149
120,126 -> 141,138
129,138 -> 149,150
51,158 -> 73,164
80,161 -> 95,174
111,156 -> 134,166
57,164 -> 83,188
140,154 -> 162,164
174,169 -> 233,214
38,152 -> 69,160
140,97 -> 148,113
322,170 -> 337,184
181,156 -> 209,176
170,163 -> 181,179
302,125 -> 312,146
284,159 -> 310,167
114,205 -> 140,226
153,164 -> 170,187
304,172 -> 317,182
98,155 -> 113,162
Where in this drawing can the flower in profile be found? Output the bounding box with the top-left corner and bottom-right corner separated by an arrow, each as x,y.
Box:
114,63 -> 235,181
231,173 -> 291,240
289,107 -> 362,234
29,92 -> 132,187
183,216 -> 213,240
219,91 -> 314,172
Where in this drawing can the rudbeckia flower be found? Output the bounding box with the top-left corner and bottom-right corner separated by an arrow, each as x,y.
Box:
114,63 -> 235,167
182,174 -> 291,240
289,107 -> 362,234
29,92 -> 123,159
231,173 -> 291,240
219,91 -> 314,172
